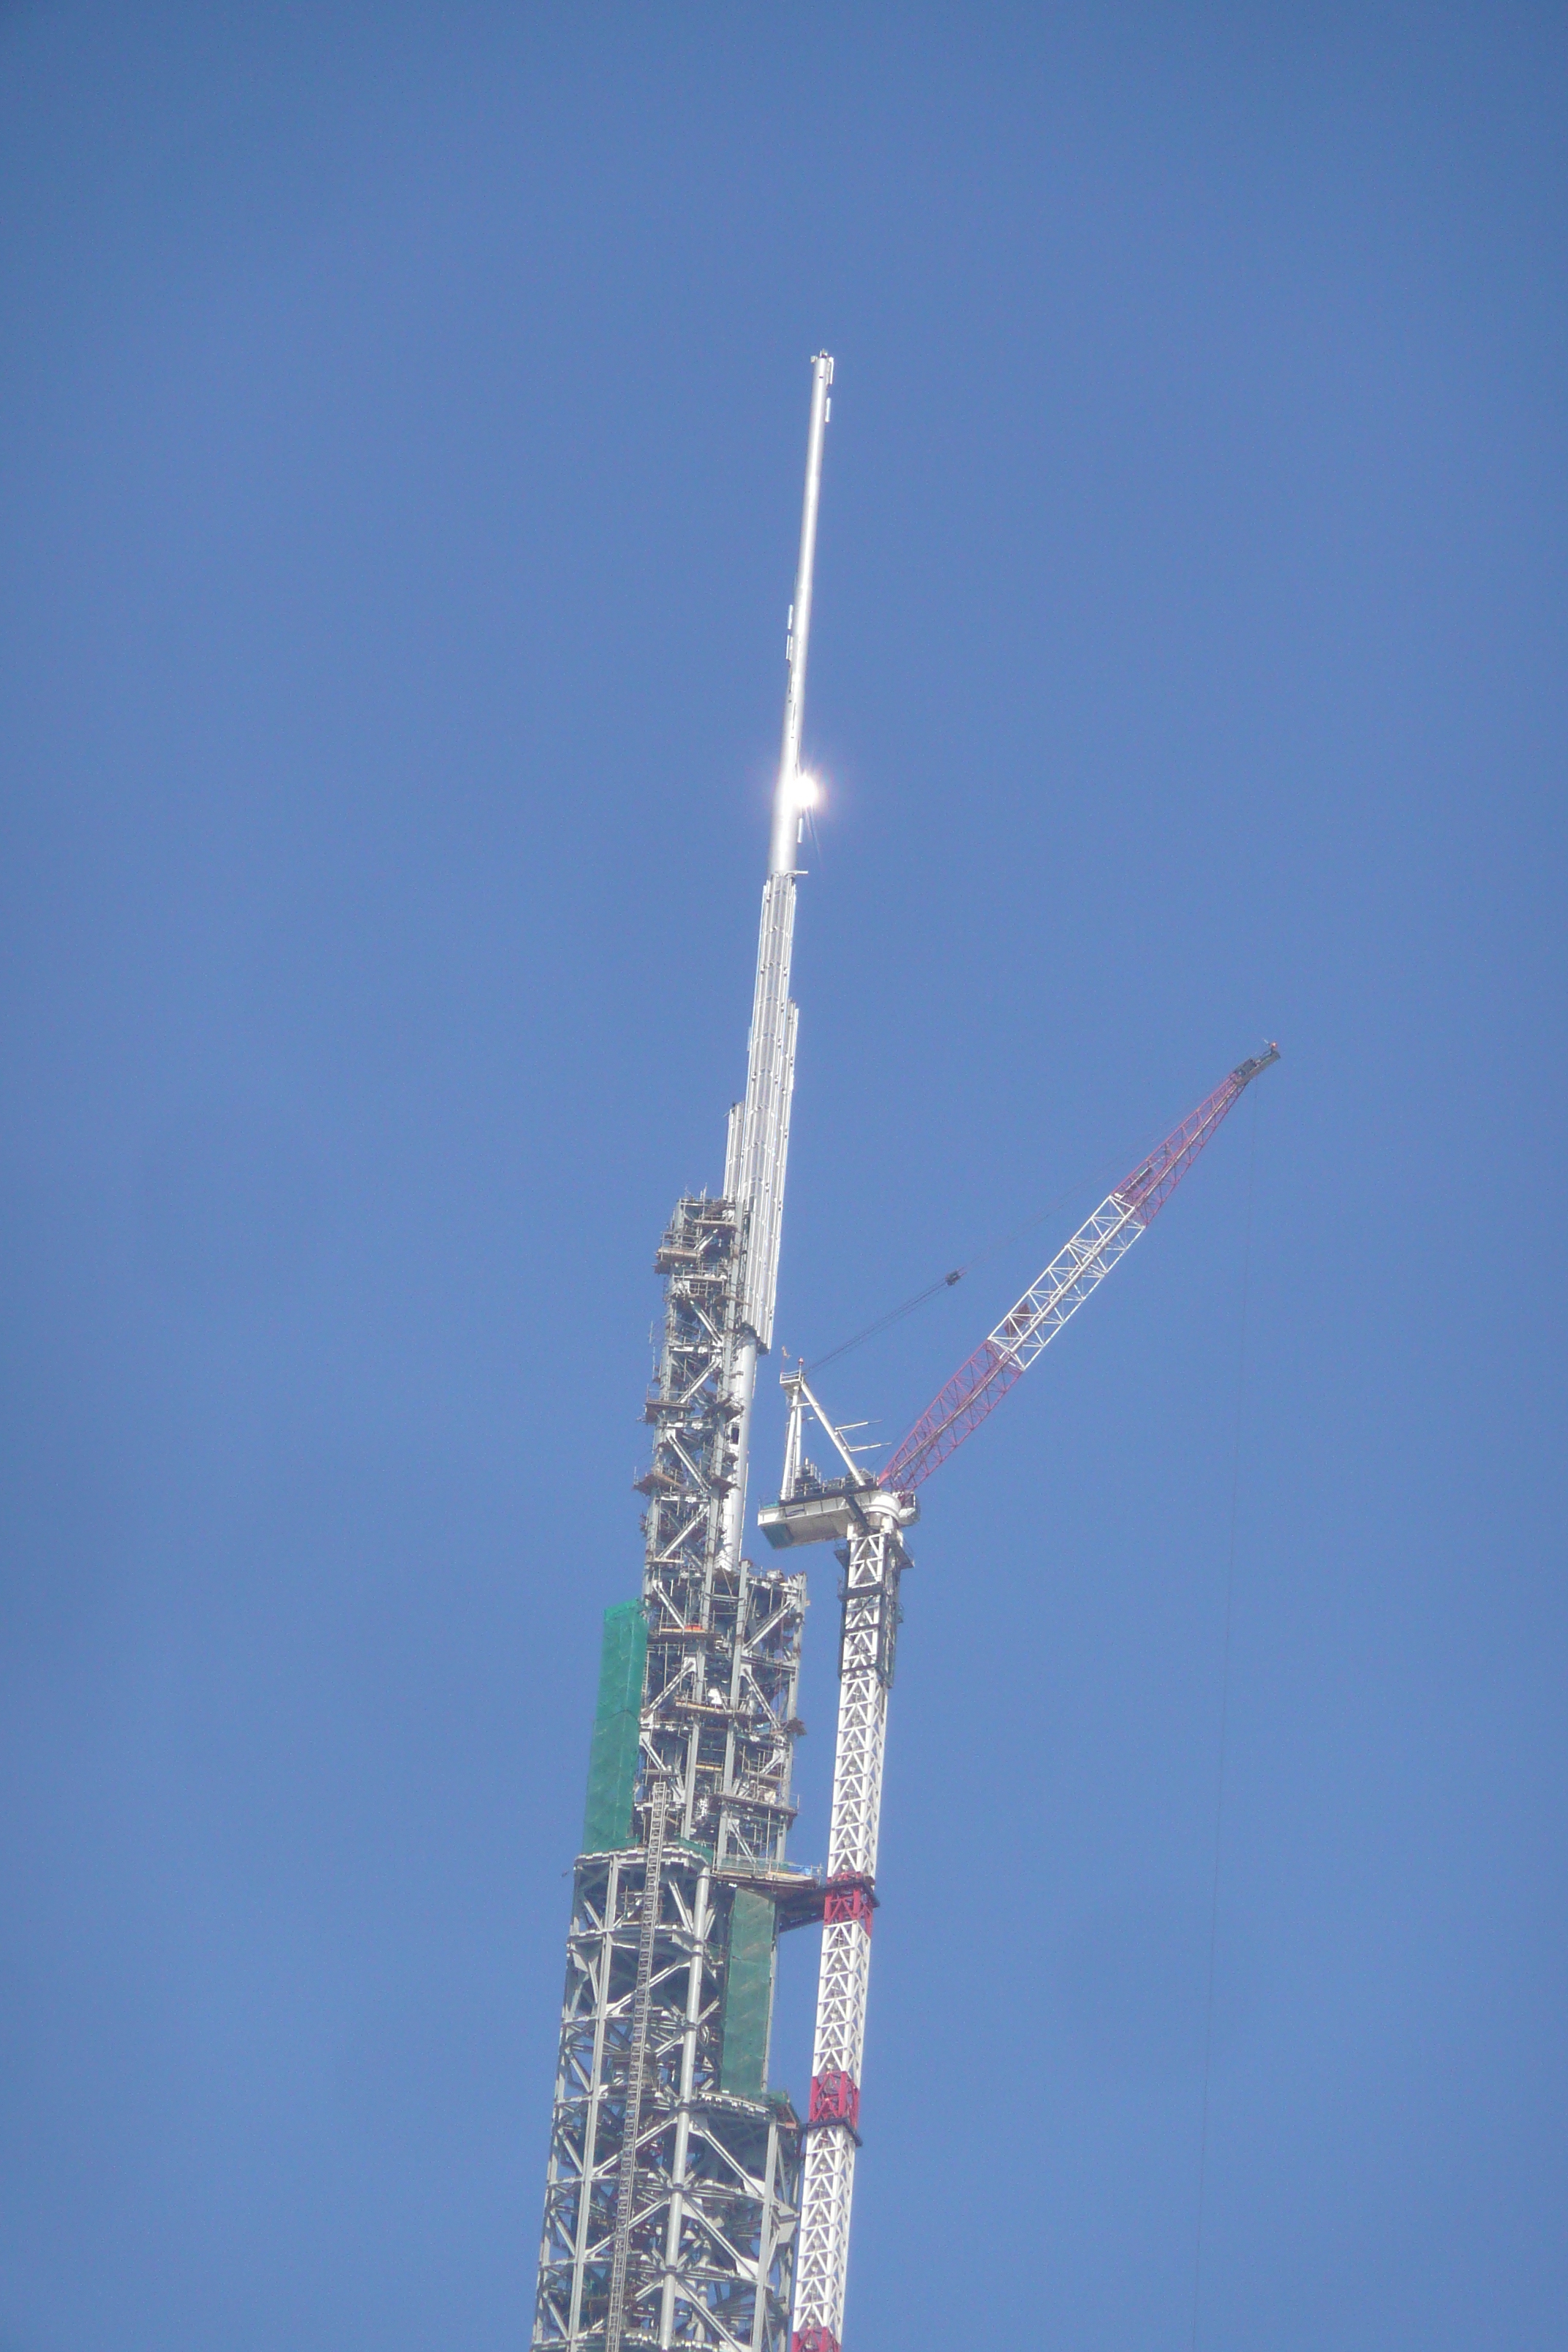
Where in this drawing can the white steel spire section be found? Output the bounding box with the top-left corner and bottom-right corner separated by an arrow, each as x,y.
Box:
768,355 -> 832,883
723,350 -> 834,1564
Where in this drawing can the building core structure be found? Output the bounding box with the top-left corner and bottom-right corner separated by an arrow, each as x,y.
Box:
531,355 -> 835,2352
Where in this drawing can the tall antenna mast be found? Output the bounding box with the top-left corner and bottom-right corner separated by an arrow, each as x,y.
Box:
724,348 -> 834,1560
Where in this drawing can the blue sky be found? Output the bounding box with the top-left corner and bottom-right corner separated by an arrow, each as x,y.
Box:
1,6 -> 1564,2348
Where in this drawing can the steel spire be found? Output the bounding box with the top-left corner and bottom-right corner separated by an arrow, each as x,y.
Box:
532,355 -> 836,2352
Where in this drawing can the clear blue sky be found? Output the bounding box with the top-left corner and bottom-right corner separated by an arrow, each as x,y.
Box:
2,6 -> 1564,2348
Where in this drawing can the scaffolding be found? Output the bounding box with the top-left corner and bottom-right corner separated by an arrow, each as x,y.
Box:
529,1196 -> 815,2351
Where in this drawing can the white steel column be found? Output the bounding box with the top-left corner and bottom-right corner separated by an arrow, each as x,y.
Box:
604,1779 -> 668,2352
657,1861 -> 713,2349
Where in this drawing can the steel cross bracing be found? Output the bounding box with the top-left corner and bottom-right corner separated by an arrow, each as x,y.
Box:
790,1496 -> 908,2352
531,1150 -> 813,2352
755,1383 -> 914,2352
531,355 -> 835,2352
533,1841 -> 801,2351
638,1198 -> 808,1872
603,1781 -> 669,2352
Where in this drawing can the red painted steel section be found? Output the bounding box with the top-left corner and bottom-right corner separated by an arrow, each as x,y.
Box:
808,2068 -> 862,2133
878,1052 -> 1273,1496
877,1335 -> 1025,1494
822,1874 -> 875,1934
793,2330 -> 842,2352
1113,1068 -> 1244,1226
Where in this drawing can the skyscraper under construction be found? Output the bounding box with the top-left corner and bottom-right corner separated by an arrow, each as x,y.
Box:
527,355 -> 1277,2352
530,355 -> 835,2352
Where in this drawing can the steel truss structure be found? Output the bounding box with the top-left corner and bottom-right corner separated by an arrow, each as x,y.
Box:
532,1198 -> 814,2352
791,1496 -> 911,2352
880,1044 -> 1281,1495
531,355 -> 835,2352
535,1836 -> 803,2351
638,1195 -> 810,1872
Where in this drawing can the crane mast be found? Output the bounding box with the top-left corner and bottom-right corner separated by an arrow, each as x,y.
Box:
762,1049 -> 1278,2352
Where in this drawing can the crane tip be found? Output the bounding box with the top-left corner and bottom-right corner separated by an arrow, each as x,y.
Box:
1232,1041 -> 1281,1086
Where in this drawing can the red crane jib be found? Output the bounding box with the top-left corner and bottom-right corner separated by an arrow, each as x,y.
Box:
878,1047 -> 1277,1495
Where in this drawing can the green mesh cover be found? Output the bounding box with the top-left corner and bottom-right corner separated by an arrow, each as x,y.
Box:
581,1602 -> 647,1854
720,1888 -> 776,2097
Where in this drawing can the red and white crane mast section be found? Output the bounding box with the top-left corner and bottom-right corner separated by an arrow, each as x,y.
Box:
762,1045 -> 1278,2352
767,1384 -> 912,2352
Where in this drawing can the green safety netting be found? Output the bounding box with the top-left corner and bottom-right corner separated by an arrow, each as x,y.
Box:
581,1602 -> 647,1854
720,1888 -> 776,2097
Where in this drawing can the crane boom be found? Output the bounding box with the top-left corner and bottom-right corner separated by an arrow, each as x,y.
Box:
878,1046 -> 1278,1496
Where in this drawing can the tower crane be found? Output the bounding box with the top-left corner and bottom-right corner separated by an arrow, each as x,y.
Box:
761,1045 -> 1279,2352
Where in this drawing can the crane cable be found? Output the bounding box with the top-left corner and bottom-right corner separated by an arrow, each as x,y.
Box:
1190,1079 -> 1263,2351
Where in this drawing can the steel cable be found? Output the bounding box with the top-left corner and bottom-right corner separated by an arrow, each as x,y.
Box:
802,1110 -> 1185,1380
1190,1079 -> 1262,2350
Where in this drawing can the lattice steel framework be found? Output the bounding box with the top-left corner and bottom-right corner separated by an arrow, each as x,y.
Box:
791,1497 -> 908,2352
531,1198 -> 815,2352
535,1841 -> 803,2351
879,1045 -> 1281,1495
637,1198 -> 809,1872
